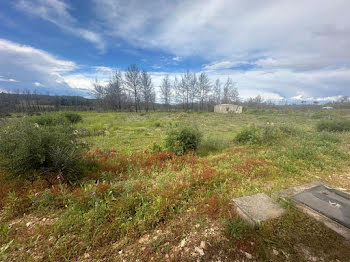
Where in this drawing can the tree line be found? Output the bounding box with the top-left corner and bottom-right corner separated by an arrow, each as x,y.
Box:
93,64 -> 240,111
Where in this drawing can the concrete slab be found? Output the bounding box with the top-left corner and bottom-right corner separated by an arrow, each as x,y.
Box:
293,185 -> 350,229
278,182 -> 350,240
233,193 -> 286,226
278,181 -> 323,199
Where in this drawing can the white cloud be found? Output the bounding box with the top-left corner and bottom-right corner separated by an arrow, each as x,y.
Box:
0,38 -> 84,94
93,0 -> 350,70
204,61 -> 250,70
34,81 -> 43,86
15,0 -> 105,51
291,94 -> 342,102
172,56 -> 181,62
91,0 -> 350,100
0,76 -> 18,82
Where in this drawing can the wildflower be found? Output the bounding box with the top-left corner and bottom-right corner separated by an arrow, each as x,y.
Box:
92,192 -> 96,196
57,175 -> 61,180
34,193 -> 39,196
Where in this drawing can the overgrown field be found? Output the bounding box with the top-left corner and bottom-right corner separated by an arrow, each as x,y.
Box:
1,109 -> 350,261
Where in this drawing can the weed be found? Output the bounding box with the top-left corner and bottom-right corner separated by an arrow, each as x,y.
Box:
224,216 -> 251,240
4,192 -> 32,219
150,142 -> 163,153
0,223 -> 12,244
198,137 -> 227,156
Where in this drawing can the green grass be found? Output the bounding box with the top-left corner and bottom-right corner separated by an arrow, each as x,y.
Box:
0,109 -> 350,261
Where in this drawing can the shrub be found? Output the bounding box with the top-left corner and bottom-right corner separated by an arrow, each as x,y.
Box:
0,120 -> 86,181
63,112 -> 83,124
234,125 -> 261,145
32,113 -> 68,126
316,119 -> 350,132
165,126 -> 202,155
261,125 -> 282,144
234,125 -> 296,145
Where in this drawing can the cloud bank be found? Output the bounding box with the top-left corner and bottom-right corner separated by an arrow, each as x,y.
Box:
1,0 -> 349,101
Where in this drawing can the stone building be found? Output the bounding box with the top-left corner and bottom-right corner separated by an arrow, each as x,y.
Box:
214,104 -> 243,114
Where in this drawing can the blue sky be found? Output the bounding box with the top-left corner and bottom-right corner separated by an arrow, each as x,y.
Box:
0,0 -> 350,102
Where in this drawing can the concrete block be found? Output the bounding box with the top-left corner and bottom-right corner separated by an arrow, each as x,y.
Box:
233,193 -> 286,226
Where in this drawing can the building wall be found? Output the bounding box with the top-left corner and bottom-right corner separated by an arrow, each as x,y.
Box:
214,104 -> 243,114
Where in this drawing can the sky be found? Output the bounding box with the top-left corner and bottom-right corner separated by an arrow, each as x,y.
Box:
0,0 -> 350,102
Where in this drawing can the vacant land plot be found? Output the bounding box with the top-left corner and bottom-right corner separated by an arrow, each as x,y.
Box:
1,109 -> 350,261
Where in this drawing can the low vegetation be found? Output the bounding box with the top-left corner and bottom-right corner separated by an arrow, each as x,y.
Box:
316,119 -> 350,132
0,116 -> 87,181
0,109 -> 350,261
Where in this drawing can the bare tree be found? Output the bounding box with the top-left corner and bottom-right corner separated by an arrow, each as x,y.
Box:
222,77 -> 239,104
105,70 -> 124,110
160,75 -> 172,111
92,79 -> 105,109
125,64 -> 141,112
213,79 -> 222,105
247,95 -> 264,106
188,73 -> 198,110
176,73 -> 190,110
198,72 -> 211,110
339,96 -> 349,104
140,70 -> 154,112
181,71 -> 193,110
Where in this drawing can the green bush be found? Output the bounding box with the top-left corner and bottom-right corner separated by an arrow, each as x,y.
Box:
63,112 -> 83,124
234,125 -> 296,145
316,119 -> 350,132
32,113 -> 68,126
0,120 -> 86,181
165,126 -> 202,155
234,125 -> 261,145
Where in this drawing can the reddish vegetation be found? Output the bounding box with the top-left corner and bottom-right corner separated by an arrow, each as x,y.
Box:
198,194 -> 234,219
233,158 -> 272,177
87,148 -> 177,175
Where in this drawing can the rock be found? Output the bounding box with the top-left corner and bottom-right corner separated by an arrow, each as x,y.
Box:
195,247 -> 204,256
118,250 -> 123,255
272,249 -> 279,256
180,239 -> 186,248
138,234 -> 149,244
200,241 -> 206,249
244,251 -> 252,259
26,222 -> 33,227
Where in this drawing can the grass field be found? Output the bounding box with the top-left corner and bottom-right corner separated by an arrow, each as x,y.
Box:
1,109 -> 350,261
